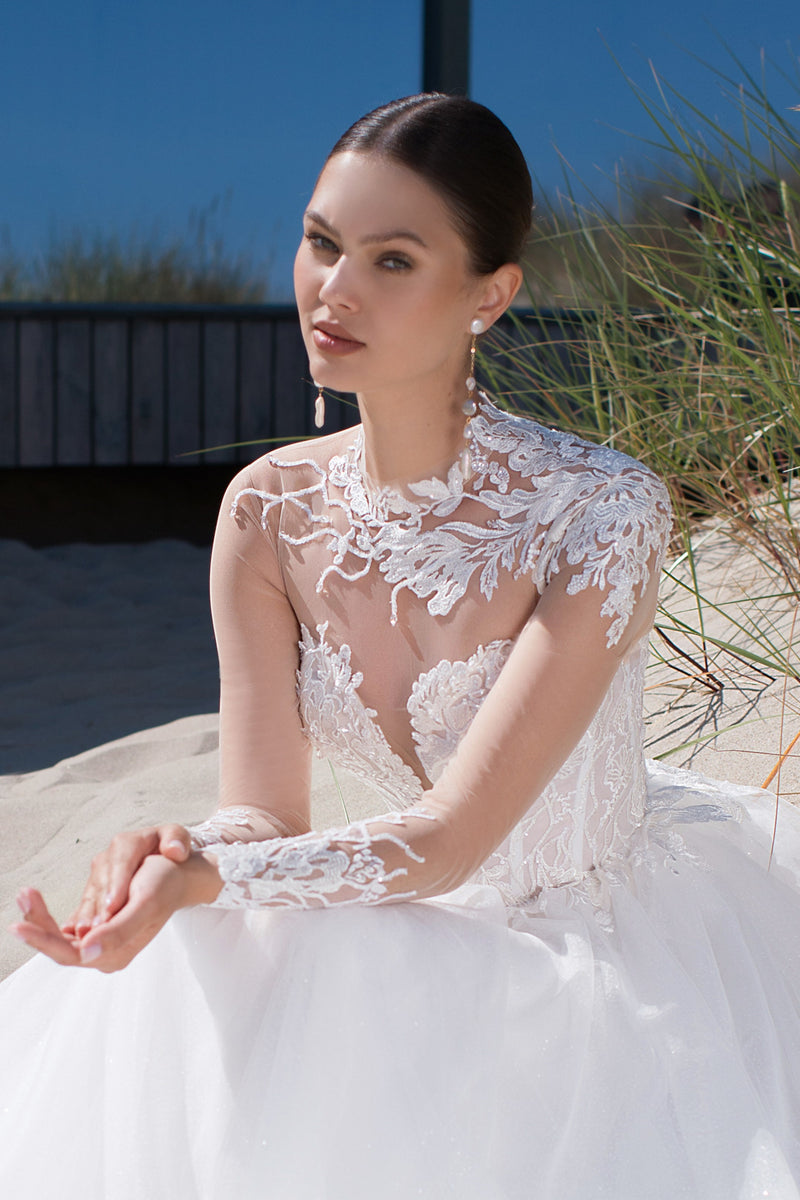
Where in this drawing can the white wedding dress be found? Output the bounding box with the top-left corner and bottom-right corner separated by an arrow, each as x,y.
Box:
1,398 -> 800,1199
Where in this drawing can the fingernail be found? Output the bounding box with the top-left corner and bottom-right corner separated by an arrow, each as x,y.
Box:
80,943 -> 102,964
16,892 -> 31,917
165,840 -> 186,855
10,926 -> 29,943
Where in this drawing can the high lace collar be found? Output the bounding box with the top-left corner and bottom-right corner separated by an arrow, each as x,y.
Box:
340,392 -> 495,524
232,394 -> 672,642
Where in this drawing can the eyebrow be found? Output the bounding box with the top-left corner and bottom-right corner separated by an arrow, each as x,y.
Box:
304,210 -> 428,249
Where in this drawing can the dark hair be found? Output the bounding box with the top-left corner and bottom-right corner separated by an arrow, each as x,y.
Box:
327,94 -> 533,276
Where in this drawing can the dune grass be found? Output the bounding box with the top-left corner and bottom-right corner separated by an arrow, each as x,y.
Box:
483,49 -> 800,780
0,199 -> 270,303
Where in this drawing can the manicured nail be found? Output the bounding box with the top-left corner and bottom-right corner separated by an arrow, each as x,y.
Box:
10,925 -> 29,943
80,943 -> 102,964
165,840 -> 186,856
16,892 -> 31,917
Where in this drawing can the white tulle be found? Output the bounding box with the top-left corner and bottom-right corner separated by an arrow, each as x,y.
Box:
1,399 -> 799,1198
2,781 -> 799,1199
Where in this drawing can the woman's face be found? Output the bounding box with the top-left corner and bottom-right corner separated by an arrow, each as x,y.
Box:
294,151 -> 488,400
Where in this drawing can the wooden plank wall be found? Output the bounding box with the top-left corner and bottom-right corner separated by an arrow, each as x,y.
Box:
0,303 -> 360,468
0,304 -> 583,469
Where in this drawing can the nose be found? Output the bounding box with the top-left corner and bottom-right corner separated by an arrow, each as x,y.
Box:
318,255 -> 358,311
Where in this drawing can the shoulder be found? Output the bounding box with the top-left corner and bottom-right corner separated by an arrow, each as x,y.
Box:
228,426 -> 359,498
219,428 -> 359,528
480,400 -> 671,542
483,399 -> 668,504
481,401 -> 672,646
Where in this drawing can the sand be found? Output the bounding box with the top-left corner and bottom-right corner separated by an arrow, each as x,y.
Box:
2,530 -> 799,980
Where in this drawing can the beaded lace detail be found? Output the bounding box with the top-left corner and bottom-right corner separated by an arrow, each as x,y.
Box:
297,622 -> 423,810
188,807 -> 261,850
408,640 -> 513,783
475,645 -> 650,901
233,397 -> 672,644
209,631 -> 655,909
211,817 -> 428,909
206,400 -> 678,911
292,627 -> 651,902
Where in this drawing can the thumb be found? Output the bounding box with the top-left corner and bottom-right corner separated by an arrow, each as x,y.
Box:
158,824 -> 192,862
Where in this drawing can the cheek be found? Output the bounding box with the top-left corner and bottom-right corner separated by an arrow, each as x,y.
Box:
293,245 -> 317,310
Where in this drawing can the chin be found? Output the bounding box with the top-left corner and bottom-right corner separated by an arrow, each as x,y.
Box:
311,362 -> 363,393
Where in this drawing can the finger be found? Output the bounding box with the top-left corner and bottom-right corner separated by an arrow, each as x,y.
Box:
77,856 -> 184,974
65,881 -> 106,938
12,890 -> 82,967
66,848 -> 118,934
18,888 -> 62,935
158,824 -> 192,863
66,827 -> 162,935
64,829 -> 157,935
100,830 -> 161,921
76,904 -> 158,974
11,919 -> 82,966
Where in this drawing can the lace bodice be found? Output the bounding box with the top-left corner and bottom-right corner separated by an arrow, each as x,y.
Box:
198,398 -> 672,910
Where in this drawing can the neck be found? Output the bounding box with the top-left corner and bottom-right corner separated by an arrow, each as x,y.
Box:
357,373 -> 469,489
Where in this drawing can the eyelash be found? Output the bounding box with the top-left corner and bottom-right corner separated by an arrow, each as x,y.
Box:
304,232 -> 413,273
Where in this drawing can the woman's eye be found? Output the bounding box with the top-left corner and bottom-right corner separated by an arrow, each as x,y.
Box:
379,255 -> 412,272
306,232 -> 338,254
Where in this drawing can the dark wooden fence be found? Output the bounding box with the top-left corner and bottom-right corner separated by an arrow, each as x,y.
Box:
0,303 -> 585,542
0,302 -> 361,469
0,302 -> 588,470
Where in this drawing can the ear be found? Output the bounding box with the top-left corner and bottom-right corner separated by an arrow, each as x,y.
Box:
472,263 -> 524,330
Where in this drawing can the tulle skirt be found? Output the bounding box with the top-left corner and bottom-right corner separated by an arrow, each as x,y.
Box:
1,764 -> 800,1200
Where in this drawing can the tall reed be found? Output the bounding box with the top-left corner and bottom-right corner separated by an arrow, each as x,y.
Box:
484,51 -> 800,746
0,199 -> 270,303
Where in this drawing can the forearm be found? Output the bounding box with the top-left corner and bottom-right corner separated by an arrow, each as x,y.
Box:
182,850 -> 225,906
202,810 -> 450,911
188,805 -> 305,850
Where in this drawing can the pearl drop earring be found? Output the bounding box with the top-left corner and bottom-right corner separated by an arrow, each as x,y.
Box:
460,318 -> 485,477
313,382 -> 325,430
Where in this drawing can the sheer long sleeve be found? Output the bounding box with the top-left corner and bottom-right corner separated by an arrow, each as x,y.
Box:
203,470 -> 671,910
197,464 -> 314,850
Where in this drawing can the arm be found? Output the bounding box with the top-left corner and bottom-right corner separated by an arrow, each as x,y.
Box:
204,473 -> 671,909
13,459 -> 313,965
11,570 -> 641,967
189,463 -> 314,846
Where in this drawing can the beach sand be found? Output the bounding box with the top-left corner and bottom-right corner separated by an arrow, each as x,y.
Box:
2,532 -> 798,979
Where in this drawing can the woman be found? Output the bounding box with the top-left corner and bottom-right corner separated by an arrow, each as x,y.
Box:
3,95 -> 800,1199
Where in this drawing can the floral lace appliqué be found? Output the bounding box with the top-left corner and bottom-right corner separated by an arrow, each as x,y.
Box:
297,623 -> 424,810
210,818 -> 426,909
233,398 -> 672,647
408,640 -> 513,783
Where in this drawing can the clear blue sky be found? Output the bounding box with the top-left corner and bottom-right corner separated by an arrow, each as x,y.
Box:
1,0 -> 797,298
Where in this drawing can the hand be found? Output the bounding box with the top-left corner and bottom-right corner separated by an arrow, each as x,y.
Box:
11,851 -> 221,973
63,824 -> 194,939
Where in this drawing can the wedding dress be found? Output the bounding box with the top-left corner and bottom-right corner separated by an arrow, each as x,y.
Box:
1,397 -> 800,1199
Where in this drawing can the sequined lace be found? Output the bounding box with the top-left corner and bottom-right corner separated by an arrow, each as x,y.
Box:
205,398 -> 677,911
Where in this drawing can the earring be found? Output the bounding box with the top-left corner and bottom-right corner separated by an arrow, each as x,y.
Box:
460,319 -> 485,477
313,382 -> 325,429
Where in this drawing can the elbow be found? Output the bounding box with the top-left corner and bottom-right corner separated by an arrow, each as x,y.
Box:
405,832 -> 479,901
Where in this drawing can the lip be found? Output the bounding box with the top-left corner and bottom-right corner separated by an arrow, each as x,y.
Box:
312,322 -> 366,355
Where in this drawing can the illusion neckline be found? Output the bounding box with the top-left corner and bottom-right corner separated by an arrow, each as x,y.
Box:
348,392 -> 493,519
298,623 -> 516,803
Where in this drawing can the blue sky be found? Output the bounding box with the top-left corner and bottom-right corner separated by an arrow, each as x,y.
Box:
1,1 -> 798,298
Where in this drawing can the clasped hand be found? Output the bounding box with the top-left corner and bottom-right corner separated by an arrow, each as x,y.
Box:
11,826 -> 221,973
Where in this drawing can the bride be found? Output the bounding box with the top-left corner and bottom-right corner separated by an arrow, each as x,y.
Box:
3,94 -> 800,1199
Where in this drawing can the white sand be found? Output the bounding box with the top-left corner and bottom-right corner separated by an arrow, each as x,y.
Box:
2,531 -> 798,980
